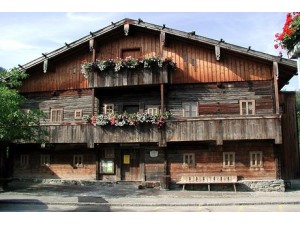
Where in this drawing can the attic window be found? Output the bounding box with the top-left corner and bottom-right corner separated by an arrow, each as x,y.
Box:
121,48 -> 141,59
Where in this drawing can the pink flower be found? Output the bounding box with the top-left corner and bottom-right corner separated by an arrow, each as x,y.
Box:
274,44 -> 279,49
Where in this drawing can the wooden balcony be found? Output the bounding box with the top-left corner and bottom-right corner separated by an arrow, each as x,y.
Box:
166,115 -> 282,145
87,67 -> 169,88
43,124 -> 160,147
42,115 -> 282,146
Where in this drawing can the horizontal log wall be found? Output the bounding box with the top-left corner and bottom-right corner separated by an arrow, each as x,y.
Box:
167,81 -> 274,117
22,89 -> 96,124
97,87 -> 160,114
12,145 -> 96,179
168,141 -> 276,182
144,147 -> 165,181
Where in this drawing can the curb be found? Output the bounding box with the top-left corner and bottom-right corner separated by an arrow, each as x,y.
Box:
1,200 -> 300,207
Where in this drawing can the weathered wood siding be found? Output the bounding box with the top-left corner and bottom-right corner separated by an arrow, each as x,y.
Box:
88,68 -> 168,88
20,48 -> 91,93
165,38 -> 273,84
97,32 -> 160,59
144,148 -> 165,181
12,145 -> 96,179
167,81 -> 274,117
19,30 -> 273,93
166,116 -> 282,145
97,87 -> 160,114
22,89 -> 96,124
168,141 -> 276,183
279,92 -> 300,179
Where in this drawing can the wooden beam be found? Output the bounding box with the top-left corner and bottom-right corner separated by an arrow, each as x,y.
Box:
273,62 -> 280,114
92,88 -> 95,115
124,23 -> 129,36
43,59 -> 48,73
215,45 -> 221,61
160,83 -> 164,113
160,31 -> 166,57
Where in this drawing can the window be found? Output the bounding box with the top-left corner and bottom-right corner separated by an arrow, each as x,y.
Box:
20,154 -> 29,167
121,48 -> 141,59
123,105 -> 139,114
74,109 -> 83,120
223,152 -> 235,168
73,155 -> 84,168
41,154 -> 50,166
105,149 -> 115,158
183,153 -> 195,167
250,151 -> 263,168
183,102 -> 198,117
240,100 -> 255,115
104,104 -> 114,114
50,108 -> 63,122
147,107 -> 159,115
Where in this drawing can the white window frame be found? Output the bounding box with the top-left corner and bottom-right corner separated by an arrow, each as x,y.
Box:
104,104 -> 114,114
250,151 -> 263,168
223,152 -> 235,168
147,107 -> 159,115
40,154 -> 50,166
74,109 -> 83,120
239,100 -> 255,115
20,154 -> 29,167
182,102 -> 198,117
50,108 -> 64,122
183,153 -> 195,168
73,155 -> 84,168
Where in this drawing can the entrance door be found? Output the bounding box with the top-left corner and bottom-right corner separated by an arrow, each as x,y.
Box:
121,149 -> 140,181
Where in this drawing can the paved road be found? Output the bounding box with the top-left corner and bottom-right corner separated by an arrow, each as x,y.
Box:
1,202 -> 300,212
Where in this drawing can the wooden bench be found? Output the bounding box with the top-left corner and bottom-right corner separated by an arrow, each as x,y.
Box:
177,174 -> 238,192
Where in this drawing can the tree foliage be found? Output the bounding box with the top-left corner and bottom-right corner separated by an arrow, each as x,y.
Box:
0,68 -> 47,143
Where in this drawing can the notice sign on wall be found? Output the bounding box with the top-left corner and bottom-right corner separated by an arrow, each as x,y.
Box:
123,155 -> 130,164
100,159 -> 114,174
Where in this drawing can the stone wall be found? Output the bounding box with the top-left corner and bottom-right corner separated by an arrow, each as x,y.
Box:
238,180 -> 285,192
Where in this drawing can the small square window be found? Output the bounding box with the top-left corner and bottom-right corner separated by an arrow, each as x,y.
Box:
182,102 -> 198,117
239,100 -> 255,115
41,154 -> 50,166
74,109 -> 83,120
147,107 -> 159,115
250,151 -> 263,168
73,155 -> 84,168
223,152 -> 235,168
104,104 -> 114,114
105,149 -> 115,158
183,153 -> 195,168
20,154 -> 29,167
50,108 -> 63,122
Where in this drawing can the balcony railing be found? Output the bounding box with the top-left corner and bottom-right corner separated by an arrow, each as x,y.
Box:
87,67 -> 169,88
42,115 -> 282,146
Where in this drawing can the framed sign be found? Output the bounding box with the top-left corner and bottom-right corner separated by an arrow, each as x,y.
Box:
123,155 -> 130,164
100,159 -> 115,174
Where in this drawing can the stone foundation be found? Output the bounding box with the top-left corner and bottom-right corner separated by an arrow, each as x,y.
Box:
238,180 -> 285,192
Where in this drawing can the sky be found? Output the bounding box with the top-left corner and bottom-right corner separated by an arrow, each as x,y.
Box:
0,1 -> 299,93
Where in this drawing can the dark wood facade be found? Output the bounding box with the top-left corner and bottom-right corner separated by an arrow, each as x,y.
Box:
10,18 -> 299,187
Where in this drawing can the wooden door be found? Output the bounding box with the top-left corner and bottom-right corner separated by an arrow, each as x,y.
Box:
121,149 -> 140,181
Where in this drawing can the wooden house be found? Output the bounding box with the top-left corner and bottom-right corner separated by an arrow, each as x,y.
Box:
11,18 -> 299,191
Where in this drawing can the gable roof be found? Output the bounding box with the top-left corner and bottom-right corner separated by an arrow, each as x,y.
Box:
21,18 -> 297,79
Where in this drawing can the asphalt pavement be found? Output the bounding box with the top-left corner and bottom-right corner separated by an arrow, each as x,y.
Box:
1,180 -> 300,207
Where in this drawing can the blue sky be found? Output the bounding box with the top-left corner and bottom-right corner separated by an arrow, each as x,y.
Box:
1,3 -> 299,91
